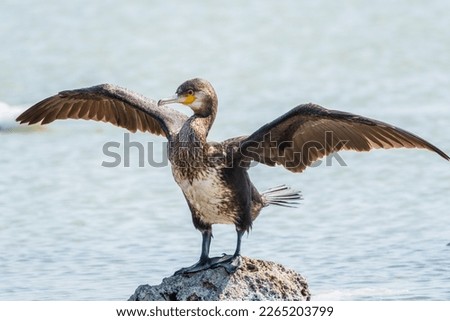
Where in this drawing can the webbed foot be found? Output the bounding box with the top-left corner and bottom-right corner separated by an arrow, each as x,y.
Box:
209,254 -> 242,273
173,258 -> 214,275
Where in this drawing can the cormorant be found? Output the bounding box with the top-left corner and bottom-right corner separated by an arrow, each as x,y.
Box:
16,78 -> 449,274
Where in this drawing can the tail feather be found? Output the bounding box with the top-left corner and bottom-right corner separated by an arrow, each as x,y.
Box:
261,185 -> 302,208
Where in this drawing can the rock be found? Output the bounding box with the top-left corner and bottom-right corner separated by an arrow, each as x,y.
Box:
129,257 -> 310,301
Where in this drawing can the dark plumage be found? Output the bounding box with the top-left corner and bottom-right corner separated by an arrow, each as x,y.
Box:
16,78 -> 449,274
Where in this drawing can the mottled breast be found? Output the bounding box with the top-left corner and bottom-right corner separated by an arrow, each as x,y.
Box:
172,166 -> 238,226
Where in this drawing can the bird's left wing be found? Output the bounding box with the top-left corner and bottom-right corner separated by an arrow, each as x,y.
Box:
232,103 -> 449,173
16,84 -> 188,138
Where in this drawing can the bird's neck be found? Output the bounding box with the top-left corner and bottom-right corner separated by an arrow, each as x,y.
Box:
186,114 -> 214,142
188,101 -> 217,141
174,113 -> 215,149
170,113 -> 216,171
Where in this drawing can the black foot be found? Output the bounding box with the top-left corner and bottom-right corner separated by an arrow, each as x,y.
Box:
174,255 -> 242,275
173,258 -> 213,275
210,254 -> 242,274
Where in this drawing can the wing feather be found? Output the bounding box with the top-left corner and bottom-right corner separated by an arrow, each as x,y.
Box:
67,101 -> 82,119
235,103 -> 448,172
87,100 -> 99,119
16,84 -> 188,138
78,101 -> 91,119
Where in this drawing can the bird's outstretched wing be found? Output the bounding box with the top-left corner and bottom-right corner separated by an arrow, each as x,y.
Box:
230,103 -> 449,172
16,84 -> 188,138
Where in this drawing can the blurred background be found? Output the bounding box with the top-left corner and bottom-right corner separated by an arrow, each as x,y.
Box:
0,0 -> 449,300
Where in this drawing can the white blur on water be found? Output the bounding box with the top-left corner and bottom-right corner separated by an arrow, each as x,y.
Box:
0,0 -> 449,300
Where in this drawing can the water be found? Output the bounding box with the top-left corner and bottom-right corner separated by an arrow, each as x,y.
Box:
1,0 -> 449,300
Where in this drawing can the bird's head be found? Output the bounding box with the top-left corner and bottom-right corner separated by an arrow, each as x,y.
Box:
158,78 -> 217,117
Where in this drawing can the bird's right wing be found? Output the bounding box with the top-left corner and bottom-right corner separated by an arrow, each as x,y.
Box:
16,84 -> 189,139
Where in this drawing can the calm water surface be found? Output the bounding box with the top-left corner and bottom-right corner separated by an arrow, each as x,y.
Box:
1,0 -> 449,300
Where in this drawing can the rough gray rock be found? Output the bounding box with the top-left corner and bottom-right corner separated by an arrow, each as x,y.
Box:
129,257 -> 310,301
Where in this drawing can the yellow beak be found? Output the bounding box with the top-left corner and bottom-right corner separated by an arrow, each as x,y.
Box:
158,94 -> 196,106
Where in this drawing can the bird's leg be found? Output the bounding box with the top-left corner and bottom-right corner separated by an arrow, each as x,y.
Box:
174,229 -> 213,275
199,228 -> 212,263
233,228 -> 244,257
209,229 -> 244,273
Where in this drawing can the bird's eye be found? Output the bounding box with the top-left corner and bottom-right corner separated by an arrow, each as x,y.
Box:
187,89 -> 194,96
